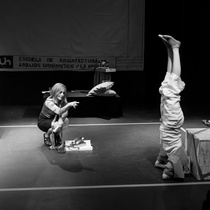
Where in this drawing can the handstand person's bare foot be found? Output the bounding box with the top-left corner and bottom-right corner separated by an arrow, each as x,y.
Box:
159,34 -> 181,48
158,34 -> 171,49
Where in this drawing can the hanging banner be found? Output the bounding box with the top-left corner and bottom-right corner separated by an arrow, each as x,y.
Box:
0,55 -> 115,71
0,0 -> 144,71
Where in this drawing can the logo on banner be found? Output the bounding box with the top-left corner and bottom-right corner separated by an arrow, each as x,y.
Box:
0,56 -> 13,68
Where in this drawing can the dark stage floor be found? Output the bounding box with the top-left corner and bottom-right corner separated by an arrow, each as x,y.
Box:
0,105 -> 210,210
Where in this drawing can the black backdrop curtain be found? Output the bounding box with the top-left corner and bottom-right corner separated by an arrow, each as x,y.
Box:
0,0 -> 144,71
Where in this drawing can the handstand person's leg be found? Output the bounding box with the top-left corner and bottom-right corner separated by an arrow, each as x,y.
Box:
158,34 -> 173,74
171,47 -> 181,77
159,35 -> 181,76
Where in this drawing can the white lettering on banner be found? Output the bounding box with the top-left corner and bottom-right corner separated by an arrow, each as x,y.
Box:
19,57 -> 42,62
42,63 -> 74,69
59,58 -> 98,64
1,56 -> 115,71
19,63 -> 42,68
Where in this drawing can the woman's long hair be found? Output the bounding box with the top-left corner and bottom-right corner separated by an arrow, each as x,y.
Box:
50,83 -> 67,106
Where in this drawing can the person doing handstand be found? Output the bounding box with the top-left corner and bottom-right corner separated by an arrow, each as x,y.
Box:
37,83 -> 79,153
155,34 -> 190,180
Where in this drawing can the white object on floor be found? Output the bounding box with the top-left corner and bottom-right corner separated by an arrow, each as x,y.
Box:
65,140 -> 93,151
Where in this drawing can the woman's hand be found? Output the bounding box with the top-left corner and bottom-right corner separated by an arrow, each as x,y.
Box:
68,101 -> 79,108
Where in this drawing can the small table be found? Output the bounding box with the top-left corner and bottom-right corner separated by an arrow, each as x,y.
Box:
185,128 -> 210,180
93,67 -> 116,86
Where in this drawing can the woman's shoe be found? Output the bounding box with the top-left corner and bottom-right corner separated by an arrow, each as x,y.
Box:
57,143 -> 66,154
48,145 -> 57,150
54,133 -> 62,146
43,133 -> 52,147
